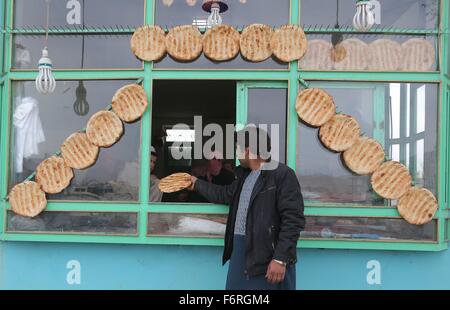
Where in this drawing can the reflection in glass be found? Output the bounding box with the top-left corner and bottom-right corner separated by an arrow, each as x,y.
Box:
7,211 -> 138,235
12,0 -> 144,69
247,88 -> 288,163
13,0 -> 144,28
154,52 -> 289,70
300,0 -> 438,29
10,80 -> 141,201
299,34 -> 437,72
155,0 -> 289,28
148,213 -> 228,237
301,216 -> 437,241
154,0 -> 289,69
13,35 -> 141,69
296,82 -> 438,206
387,84 -> 437,192
148,213 -> 437,242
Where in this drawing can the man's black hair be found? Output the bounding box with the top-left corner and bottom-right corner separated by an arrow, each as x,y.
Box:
235,126 -> 271,161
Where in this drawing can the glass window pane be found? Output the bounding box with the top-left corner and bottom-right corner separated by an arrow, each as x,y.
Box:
410,84 -> 438,193
406,143 -> 410,167
299,34 -> 438,72
7,211 -> 138,235
390,83 -> 401,139
247,88 -> 287,163
149,214 -> 437,242
391,144 -> 400,162
9,80 -> 141,201
13,0 -> 144,28
416,139 -> 425,180
12,0 -> 144,69
301,216 -> 437,241
296,82 -> 438,206
154,53 -> 288,70
154,0 -> 289,70
297,84 -> 382,205
300,0 -> 439,29
155,0 -> 290,28
13,34 -> 141,69
148,213 -> 227,237
446,219 -> 449,242
406,84 -> 411,138
417,85 -> 426,133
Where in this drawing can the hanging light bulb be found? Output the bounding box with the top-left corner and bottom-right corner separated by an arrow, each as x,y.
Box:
73,81 -> 89,116
35,48 -> 56,94
331,0 -> 346,63
353,0 -> 375,32
331,0 -> 343,47
35,0 -> 56,94
208,3 -> 222,26
73,1 -> 88,116
202,0 -> 228,28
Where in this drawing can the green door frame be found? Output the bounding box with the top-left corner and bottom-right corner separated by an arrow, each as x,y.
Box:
0,0 -> 5,238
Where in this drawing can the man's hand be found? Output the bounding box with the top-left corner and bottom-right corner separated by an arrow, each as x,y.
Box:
187,175 -> 197,191
265,260 -> 286,284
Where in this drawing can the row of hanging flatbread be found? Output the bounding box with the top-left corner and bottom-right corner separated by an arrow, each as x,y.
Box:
300,38 -> 435,71
8,84 -> 149,218
296,88 -> 438,225
131,24 -> 308,63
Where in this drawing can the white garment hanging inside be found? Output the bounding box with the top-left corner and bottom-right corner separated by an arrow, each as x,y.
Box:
13,97 -> 46,173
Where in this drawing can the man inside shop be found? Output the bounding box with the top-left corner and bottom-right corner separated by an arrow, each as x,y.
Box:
188,150 -> 236,203
188,126 -> 305,290
150,146 -> 163,202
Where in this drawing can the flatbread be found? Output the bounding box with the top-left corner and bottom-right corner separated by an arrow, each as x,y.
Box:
333,38 -> 370,70
203,24 -> 240,61
86,110 -> 124,148
9,181 -> 47,218
61,132 -> 100,170
112,84 -> 148,123
319,114 -> 361,152
36,156 -> 74,194
330,43 -> 347,63
371,161 -> 412,200
400,38 -> 435,71
299,39 -> 333,70
397,187 -> 438,225
130,25 -> 166,61
240,24 -> 273,62
270,24 -> 307,62
368,39 -> 402,71
343,137 -> 385,175
166,25 -> 203,61
296,88 -> 336,127
159,173 -> 192,193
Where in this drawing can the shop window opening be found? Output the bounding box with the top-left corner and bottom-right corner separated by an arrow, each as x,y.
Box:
151,80 -> 237,203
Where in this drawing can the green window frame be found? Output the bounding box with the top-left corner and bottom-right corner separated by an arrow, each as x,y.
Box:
0,0 -> 449,251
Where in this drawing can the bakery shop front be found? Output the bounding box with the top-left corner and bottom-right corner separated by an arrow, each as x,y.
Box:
0,0 -> 449,289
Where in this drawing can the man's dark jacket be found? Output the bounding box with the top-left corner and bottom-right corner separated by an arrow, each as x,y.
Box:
194,162 -> 305,276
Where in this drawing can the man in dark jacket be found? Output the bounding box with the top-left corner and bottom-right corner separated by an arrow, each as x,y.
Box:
188,126 -> 305,290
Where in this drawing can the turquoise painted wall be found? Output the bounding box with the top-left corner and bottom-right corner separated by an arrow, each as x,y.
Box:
1,242 -> 449,290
